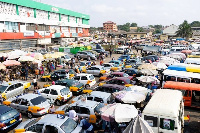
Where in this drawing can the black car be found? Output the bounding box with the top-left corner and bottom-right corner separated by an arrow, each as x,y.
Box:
0,105 -> 22,132
93,49 -> 109,57
142,55 -> 159,63
122,68 -> 139,77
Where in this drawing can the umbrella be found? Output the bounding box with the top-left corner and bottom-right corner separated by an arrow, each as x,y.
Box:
34,53 -> 44,60
138,64 -> 157,70
3,60 -> 21,66
113,91 -> 146,103
18,56 -> 35,62
8,50 -> 27,57
0,63 -> 6,70
43,54 -> 52,59
126,86 -> 149,95
123,115 -> 154,133
139,69 -> 158,76
101,103 -> 119,122
159,57 -> 178,66
137,76 -> 159,83
152,62 -> 167,70
0,53 -> 8,57
7,54 -> 20,60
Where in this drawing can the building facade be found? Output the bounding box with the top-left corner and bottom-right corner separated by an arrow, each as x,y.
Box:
103,21 -> 118,32
0,0 -> 90,50
162,24 -> 178,36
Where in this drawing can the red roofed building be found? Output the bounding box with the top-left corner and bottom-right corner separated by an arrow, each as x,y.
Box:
103,21 -> 118,32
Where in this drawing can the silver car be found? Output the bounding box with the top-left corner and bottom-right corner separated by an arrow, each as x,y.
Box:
15,114 -> 82,133
75,51 -> 97,60
4,94 -> 50,119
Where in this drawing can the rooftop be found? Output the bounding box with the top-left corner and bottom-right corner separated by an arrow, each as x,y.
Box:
104,21 -> 116,24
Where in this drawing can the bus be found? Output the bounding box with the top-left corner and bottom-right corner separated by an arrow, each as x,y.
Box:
163,81 -> 200,108
142,89 -> 184,133
162,69 -> 200,84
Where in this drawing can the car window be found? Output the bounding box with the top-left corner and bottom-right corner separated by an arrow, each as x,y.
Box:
15,83 -> 23,88
7,85 -> 15,91
89,75 -> 95,80
12,98 -> 22,104
74,76 -> 80,80
50,89 -> 58,95
44,125 -> 58,133
80,107 -> 90,114
87,97 -> 93,100
94,97 -> 104,103
61,71 -> 66,74
60,118 -> 77,133
0,109 -> 18,121
20,99 -> 29,106
42,89 -> 50,94
60,88 -> 70,96
30,96 -> 47,106
0,85 -> 8,93
27,124 -> 44,133
81,76 -> 88,80
71,106 -> 80,113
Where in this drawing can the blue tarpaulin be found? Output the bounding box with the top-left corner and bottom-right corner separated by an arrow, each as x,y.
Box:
167,65 -> 186,71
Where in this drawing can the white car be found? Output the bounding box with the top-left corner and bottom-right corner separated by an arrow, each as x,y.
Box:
61,54 -> 71,63
102,63 -> 115,70
87,91 -> 113,104
74,73 -> 96,88
84,65 -> 110,77
39,85 -> 73,106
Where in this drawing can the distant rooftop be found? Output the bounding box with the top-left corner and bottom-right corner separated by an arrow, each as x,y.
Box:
104,21 -> 116,24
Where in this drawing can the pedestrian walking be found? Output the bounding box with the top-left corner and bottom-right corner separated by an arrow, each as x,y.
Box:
109,48 -> 112,58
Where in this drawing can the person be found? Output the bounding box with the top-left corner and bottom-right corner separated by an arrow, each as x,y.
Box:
66,72 -> 69,79
68,109 -> 78,121
52,81 -> 55,85
35,69 -> 39,79
100,59 -> 103,66
109,48 -> 112,58
48,104 -> 55,114
33,78 -> 38,90
25,67 -> 28,80
112,57 -> 115,60
79,117 -> 94,133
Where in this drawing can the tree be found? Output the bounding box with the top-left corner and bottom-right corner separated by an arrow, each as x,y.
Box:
130,23 -> 137,27
176,20 -> 192,39
137,27 -> 144,32
117,23 -> 130,32
190,21 -> 200,27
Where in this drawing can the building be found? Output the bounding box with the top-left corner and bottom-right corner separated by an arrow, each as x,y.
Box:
0,0 -> 90,50
162,24 -> 178,37
191,27 -> 200,39
126,32 -> 147,39
103,21 -> 118,32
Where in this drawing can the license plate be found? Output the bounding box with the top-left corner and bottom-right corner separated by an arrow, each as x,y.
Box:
10,119 -> 16,124
67,94 -> 71,97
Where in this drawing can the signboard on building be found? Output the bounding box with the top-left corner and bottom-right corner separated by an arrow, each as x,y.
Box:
72,33 -> 78,37
24,31 -> 34,37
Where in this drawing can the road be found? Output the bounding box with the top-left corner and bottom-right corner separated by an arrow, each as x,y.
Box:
8,53 -> 200,133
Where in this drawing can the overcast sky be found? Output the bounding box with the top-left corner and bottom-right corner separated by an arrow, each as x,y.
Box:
41,0 -> 200,27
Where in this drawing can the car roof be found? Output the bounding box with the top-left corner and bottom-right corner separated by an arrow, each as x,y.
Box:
90,91 -> 111,99
0,105 -> 13,115
76,73 -> 92,76
1,81 -> 21,86
102,84 -> 125,89
46,85 -> 66,90
19,94 -> 40,101
91,65 -> 103,68
38,114 -> 69,126
111,72 -> 124,75
71,99 -> 99,109
111,77 -> 129,80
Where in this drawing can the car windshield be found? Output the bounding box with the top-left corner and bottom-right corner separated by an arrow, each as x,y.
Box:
0,109 -> 18,121
60,118 -> 77,133
65,55 -> 70,59
25,117 -> 42,129
80,62 -> 86,66
123,73 -> 129,77
0,85 -> 8,93
126,79 -> 131,84
117,48 -> 123,50
30,96 -> 47,106
89,75 -> 95,80
68,80 -> 79,86
60,88 -> 70,96
94,103 -> 104,114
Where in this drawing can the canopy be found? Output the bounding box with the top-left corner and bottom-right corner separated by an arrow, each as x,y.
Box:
167,65 -> 187,71
143,46 -> 160,52
126,86 -> 149,95
137,76 -> 159,83
123,115 -> 154,133
0,63 -> 6,70
34,53 -> 44,60
18,56 -> 35,62
139,69 -> 158,76
138,64 -> 157,70
168,53 -> 186,59
152,62 -> 167,70
163,81 -> 200,91
3,60 -> 21,66
0,53 -> 8,57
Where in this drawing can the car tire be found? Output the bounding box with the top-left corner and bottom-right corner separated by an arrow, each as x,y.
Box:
44,78 -> 48,82
27,112 -> 33,119
106,54 -> 108,57
99,73 -> 103,77
55,100 -> 62,106
85,84 -> 90,89
23,88 -> 29,94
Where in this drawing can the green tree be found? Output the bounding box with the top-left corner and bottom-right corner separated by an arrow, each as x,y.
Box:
117,23 -> 130,32
176,20 -> 192,39
137,27 -> 144,32
130,23 -> 137,27
190,21 -> 200,27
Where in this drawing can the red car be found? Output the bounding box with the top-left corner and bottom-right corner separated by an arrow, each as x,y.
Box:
99,77 -> 134,87
99,72 -> 133,82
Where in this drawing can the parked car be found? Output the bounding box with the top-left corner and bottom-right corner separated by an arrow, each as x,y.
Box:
87,91 -> 113,104
60,54 -> 71,63
74,73 -> 96,88
39,85 -> 73,105
55,99 -> 104,126
15,114 -> 82,133
93,49 -> 109,57
124,59 -> 137,68
135,44 -> 148,50
74,51 -> 97,60
109,60 -> 123,71
82,65 -> 110,77
85,50 -> 100,58
0,81 -> 31,100
99,77 -> 133,87
99,72 -> 132,82
102,63 -> 115,70
3,94 -> 50,118
115,46 -> 130,54
118,55 -> 131,61
95,84 -> 126,93
0,105 -> 22,132
122,68 -> 138,76
55,79 -> 84,95
142,55 -> 159,62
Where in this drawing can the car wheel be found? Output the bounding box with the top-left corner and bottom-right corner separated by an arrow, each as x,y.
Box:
99,73 -> 103,77
55,100 -> 62,106
23,88 -> 29,94
85,84 -> 90,89
44,78 -> 48,82
27,112 -> 33,119
106,54 -> 108,57
2,98 -> 6,101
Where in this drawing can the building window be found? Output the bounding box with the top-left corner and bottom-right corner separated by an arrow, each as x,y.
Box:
26,23 -> 36,31
37,24 -> 49,31
5,21 -> 18,31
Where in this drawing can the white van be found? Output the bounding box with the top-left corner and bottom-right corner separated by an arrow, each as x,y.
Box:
115,46 -> 130,54
142,89 -> 184,133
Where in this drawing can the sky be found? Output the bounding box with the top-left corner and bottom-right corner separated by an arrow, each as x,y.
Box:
40,0 -> 200,27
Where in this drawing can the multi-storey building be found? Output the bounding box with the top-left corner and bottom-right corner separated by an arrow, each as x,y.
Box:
0,0 -> 90,50
103,21 -> 118,32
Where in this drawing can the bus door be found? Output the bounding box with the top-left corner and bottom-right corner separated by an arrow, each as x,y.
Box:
183,90 -> 192,107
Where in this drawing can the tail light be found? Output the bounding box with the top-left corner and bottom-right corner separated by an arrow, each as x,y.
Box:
37,108 -> 45,111
87,80 -> 92,83
187,115 -> 190,121
0,123 -> 6,128
19,113 -> 22,119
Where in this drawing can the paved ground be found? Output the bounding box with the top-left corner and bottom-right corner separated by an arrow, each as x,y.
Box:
8,52 -> 200,133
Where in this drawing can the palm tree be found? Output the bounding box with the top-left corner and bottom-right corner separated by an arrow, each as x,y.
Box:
176,20 -> 192,39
